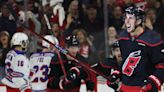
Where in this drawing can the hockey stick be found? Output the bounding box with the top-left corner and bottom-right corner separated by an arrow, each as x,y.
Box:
56,50 -> 67,76
38,0 -> 68,77
6,1 -> 110,80
26,27 -> 109,80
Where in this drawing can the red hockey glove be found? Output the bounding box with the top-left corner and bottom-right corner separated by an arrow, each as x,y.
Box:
141,75 -> 162,92
140,83 -> 152,92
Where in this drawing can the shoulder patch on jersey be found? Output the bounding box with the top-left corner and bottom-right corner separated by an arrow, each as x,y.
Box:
136,30 -> 163,47
118,30 -> 130,40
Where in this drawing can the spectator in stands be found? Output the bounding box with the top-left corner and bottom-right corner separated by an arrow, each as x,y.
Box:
51,23 -> 65,47
73,28 -> 98,65
0,3 -> 16,36
83,5 -> 103,35
109,5 -> 124,33
153,0 -> 163,13
0,31 -> 10,83
64,0 -> 84,37
107,26 -> 118,58
123,0 -> 133,6
153,0 -> 164,40
97,26 -> 118,60
145,8 -> 156,30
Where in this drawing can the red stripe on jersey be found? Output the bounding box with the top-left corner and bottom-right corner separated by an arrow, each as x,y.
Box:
6,75 -> 13,83
136,40 -> 163,47
155,64 -> 164,69
118,37 -> 130,40
100,62 -> 112,68
10,71 -> 24,77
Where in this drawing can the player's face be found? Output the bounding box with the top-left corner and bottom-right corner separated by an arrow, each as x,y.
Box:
125,13 -> 136,33
113,47 -> 122,62
21,40 -> 29,51
67,46 -> 79,57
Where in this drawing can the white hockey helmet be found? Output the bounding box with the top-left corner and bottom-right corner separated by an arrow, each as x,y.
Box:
11,32 -> 29,48
42,35 -> 59,48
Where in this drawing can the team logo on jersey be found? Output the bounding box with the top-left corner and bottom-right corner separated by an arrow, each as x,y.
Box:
122,50 -> 141,76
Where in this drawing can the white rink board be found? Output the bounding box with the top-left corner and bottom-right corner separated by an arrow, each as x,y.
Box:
0,86 -> 7,92
79,77 -> 164,92
80,76 -> 114,92
79,83 -> 114,92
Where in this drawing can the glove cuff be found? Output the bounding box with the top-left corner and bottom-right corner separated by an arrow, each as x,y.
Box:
148,75 -> 162,91
111,70 -> 121,76
70,67 -> 80,76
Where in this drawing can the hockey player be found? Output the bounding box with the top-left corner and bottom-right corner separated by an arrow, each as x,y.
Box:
1,32 -> 31,92
110,5 -> 164,92
90,41 -> 122,92
30,35 -> 59,92
48,35 -> 95,92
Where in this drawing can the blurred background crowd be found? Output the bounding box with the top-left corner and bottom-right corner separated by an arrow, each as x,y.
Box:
0,0 -> 164,65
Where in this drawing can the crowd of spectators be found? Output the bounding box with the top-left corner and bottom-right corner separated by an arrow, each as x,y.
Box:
0,0 -> 164,64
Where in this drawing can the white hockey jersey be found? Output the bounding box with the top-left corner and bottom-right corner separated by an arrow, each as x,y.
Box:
30,52 -> 54,91
1,50 -> 30,89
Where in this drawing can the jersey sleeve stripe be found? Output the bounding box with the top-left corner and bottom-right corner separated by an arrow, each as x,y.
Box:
155,63 -> 164,69
136,40 -> 163,47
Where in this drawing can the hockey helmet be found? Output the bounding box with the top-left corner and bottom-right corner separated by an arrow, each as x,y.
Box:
42,35 -> 59,48
111,41 -> 119,49
65,35 -> 79,47
11,32 -> 29,48
125,5 -> 145,20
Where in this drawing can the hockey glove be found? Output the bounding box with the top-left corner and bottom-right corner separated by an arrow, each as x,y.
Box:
140,83 -> 152,92
66,67 -> 80,81
108,70 -> 121,90
141,75 -> 162,92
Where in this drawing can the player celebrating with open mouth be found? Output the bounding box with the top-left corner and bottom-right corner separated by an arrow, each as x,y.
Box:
109,5 -> 164,92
